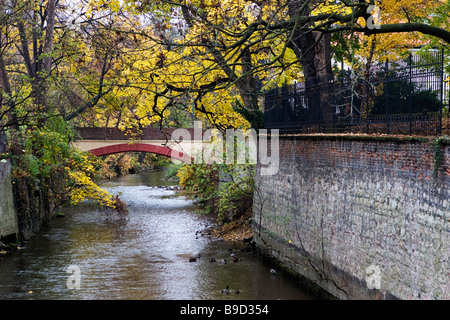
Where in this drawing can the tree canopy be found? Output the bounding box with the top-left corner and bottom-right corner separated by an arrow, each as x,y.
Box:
2,0 -> 449,132
0,0 -> 448,209
84,0 -> 450,128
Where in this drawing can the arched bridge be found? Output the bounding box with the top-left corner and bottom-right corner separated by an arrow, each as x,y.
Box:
72,127 -> 203,163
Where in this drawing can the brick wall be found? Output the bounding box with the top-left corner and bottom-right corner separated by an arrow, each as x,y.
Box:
253,135 -> 449,300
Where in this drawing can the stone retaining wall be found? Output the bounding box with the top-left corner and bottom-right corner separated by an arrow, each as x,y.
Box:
252,135 -> 449,300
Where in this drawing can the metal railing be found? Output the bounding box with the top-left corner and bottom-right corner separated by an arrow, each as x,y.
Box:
264,49 -> 449,136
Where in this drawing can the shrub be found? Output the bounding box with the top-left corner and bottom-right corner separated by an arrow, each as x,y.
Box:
177,163 -> 254,223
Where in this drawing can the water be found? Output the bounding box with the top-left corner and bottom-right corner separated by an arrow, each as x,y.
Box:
0,170 -> 316,300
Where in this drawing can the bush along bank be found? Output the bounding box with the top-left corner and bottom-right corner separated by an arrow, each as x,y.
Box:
176,163 -> 255,242
5,119 -> 131,242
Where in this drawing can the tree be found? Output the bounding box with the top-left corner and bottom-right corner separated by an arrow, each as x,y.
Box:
84,0 -> 298,129
0,0 -> 132,216
94,0 -> 450,129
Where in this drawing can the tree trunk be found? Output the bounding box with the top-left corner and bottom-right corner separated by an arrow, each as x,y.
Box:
0,55 -> 23,156
236,48 -> 263,129
16,0 -> 58,127
287,0 -> 334,123
314,32 -> 334,123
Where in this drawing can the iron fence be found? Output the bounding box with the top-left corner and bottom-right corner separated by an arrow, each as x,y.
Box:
264,49 -> 449,135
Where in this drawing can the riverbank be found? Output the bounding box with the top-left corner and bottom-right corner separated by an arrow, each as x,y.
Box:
101,160 -> 255,243
208,215 -> 253,243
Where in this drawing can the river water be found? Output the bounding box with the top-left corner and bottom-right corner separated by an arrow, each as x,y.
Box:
0,170 -> 316,300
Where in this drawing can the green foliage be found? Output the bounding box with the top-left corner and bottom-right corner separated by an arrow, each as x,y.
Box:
165,163 -> 182,180
432,137 -> 444,179
177,163 -> 218,207
443,105 -> 449,118
372,79 -> 442,116
177,162 -> 254,223
101,153 -> 173,178
45,116 -> 75,141
12,123 -> 115,209
216,168 -> 254,222
18,128 -> 74,179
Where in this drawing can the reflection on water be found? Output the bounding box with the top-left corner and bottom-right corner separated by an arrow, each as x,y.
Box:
0,170 -> 316,300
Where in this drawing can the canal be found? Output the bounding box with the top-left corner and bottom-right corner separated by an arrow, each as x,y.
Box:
0,169 -> 317,300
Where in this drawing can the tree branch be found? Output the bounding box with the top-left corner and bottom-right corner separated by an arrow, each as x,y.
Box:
323,23 -> 450,44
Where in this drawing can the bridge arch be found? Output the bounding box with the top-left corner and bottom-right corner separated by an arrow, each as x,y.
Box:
87,143 -> 192,163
